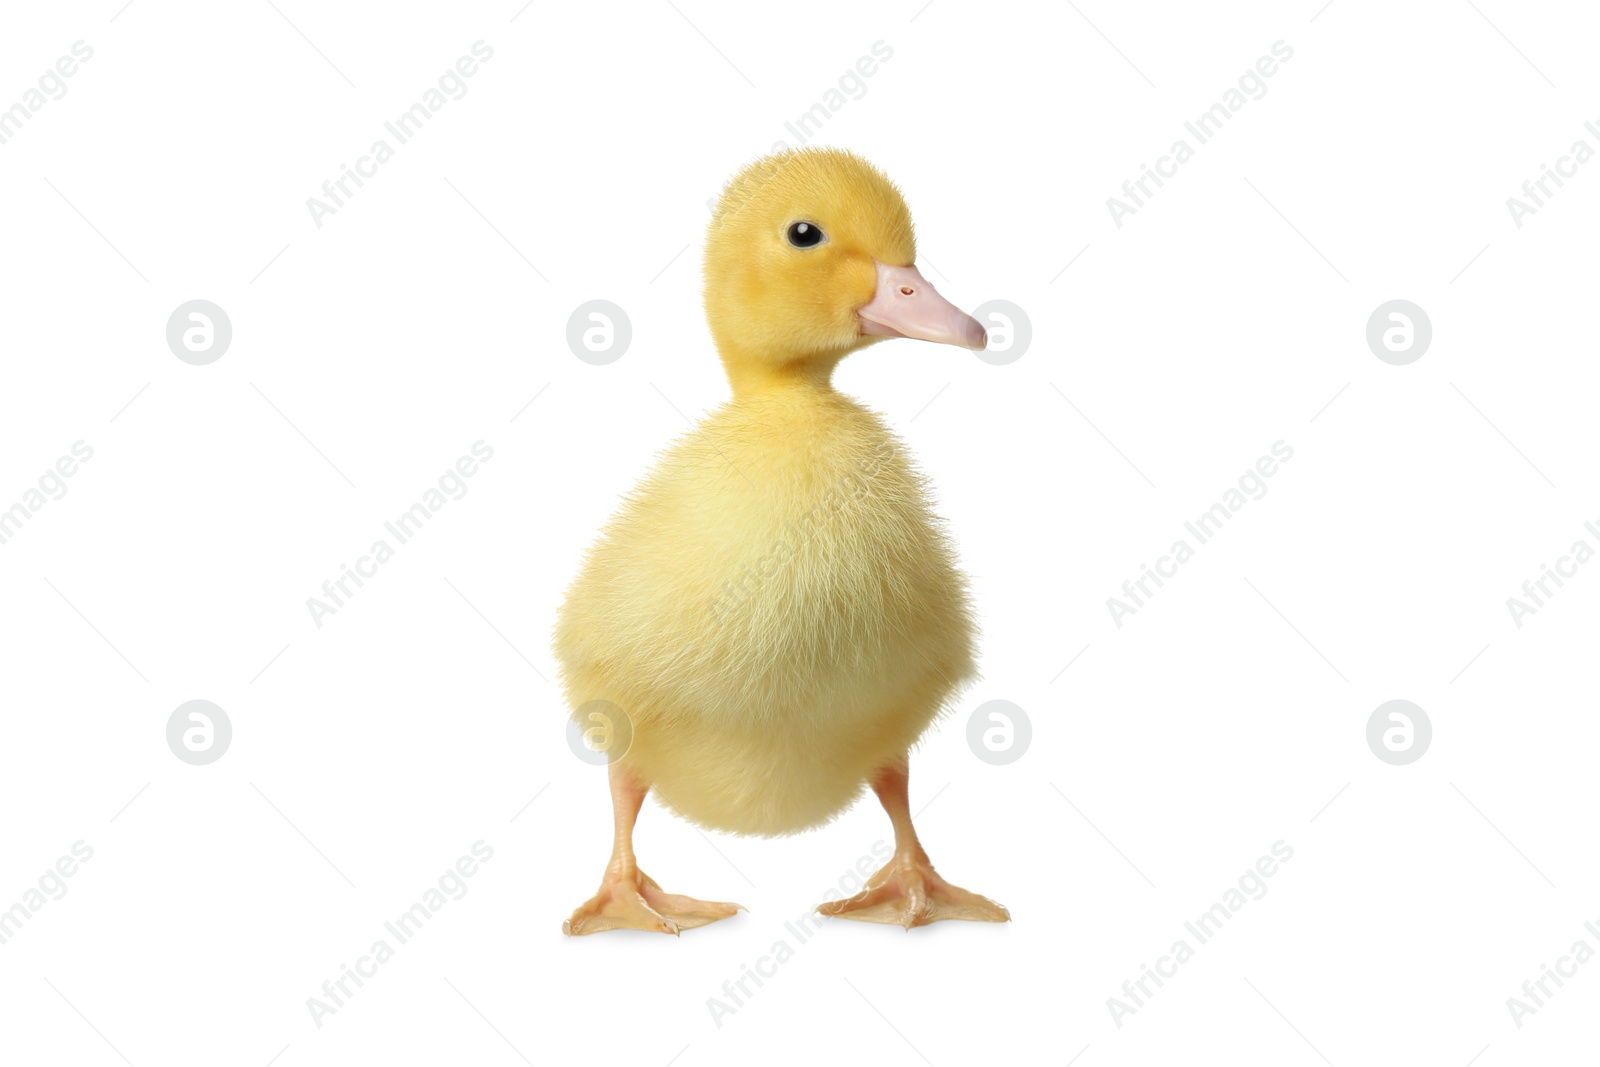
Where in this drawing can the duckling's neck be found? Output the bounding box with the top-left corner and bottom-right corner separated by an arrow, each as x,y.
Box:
721,352 -> 844,399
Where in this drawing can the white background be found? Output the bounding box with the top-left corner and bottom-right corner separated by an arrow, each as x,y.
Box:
2,1 -> 1597,1064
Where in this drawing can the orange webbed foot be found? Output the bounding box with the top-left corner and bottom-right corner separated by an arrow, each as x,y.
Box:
563,868 -> 744,936
817,855 -> 1009,929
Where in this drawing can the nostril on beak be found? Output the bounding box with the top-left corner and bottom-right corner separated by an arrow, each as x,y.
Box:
899,286 -> 914,296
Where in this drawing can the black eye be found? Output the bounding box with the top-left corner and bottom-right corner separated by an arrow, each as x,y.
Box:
786,221 -> 824,248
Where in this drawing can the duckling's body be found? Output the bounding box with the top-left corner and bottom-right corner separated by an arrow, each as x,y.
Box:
556,386 -> 974,836
559,148 -> 1007,934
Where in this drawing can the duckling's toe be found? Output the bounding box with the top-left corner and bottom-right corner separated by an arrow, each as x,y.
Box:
817,857 -> 1010,929
563,868 -> 744,936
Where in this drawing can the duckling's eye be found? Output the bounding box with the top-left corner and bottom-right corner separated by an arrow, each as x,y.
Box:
786,221 -> 825,248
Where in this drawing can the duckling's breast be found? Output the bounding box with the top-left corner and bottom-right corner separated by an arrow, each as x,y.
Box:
554,389 -> 976,836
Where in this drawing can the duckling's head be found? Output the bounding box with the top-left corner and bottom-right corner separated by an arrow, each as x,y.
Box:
704,148 -> 985,392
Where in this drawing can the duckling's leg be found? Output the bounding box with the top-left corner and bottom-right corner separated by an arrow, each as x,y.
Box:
563,762 -> 744,936
818,758 -> 1010,929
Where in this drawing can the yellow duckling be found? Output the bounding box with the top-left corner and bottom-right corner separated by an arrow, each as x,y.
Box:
557,147 -> 1008,934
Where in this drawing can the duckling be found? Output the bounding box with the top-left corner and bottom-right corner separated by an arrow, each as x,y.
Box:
557,147 -> 1009,934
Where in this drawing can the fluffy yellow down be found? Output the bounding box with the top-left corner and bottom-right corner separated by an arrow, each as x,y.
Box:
554,149 -> 976,836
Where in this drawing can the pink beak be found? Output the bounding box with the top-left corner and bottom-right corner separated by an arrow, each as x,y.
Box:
858,262 -> 988,350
